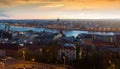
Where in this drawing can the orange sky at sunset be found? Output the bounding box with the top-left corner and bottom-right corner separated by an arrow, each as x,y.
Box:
0,0 -> 120,19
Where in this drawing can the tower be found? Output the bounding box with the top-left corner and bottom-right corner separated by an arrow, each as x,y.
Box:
4,23 -> 10,32
56,18 -> 60,24
56,18 -> 60,30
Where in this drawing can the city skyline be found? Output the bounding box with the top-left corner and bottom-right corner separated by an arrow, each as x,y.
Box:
0,0 -> 120,19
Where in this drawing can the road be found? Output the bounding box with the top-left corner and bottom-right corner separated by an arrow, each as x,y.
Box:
0,59 -> 67,69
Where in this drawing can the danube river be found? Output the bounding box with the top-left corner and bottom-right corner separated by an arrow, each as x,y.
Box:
0,23 -> 115,37
0,23 -> 88,37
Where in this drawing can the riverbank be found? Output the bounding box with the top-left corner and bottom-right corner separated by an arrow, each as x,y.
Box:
12,23 -> 120,33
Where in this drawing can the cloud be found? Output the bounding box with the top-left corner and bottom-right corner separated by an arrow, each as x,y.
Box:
41,4 -> 64,8
0,13 -> 9,17
0,0 -> 120,19
0,0 -> 13,4
0,0 -> 40,7
0,10 -> 9,17
0,0 -> 120,9
21,0 -> 46,1
0,0 -> 59,8
107,0 -> 118,1
0,0 -> 16,7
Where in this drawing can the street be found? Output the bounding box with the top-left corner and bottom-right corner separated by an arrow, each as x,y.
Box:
0,59 -> 66,69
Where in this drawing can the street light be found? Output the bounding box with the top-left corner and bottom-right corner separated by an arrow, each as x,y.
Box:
32,58 -> 35,62
109,60 -> 111,64
79,48 -> 82,59
1,59 -> 6,69
1,62 -> 5,69
63,56 -> 66,68
39,48 -> 42,54
22,51 -> 26,61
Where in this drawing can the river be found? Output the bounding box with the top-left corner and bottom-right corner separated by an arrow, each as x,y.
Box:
0,23 -> 115,37
0,23 -> 88,37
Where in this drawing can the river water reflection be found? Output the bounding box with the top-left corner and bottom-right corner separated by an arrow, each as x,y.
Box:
0,23 -> 114,37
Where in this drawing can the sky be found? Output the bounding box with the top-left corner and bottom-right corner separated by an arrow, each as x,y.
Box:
0,0 -> 120,19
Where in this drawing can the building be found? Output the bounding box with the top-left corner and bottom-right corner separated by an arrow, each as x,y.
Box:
0,43 -> 23,57
58,43 -> 76,61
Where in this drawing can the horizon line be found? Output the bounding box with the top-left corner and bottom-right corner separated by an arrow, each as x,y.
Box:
0,18 -> 120,20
